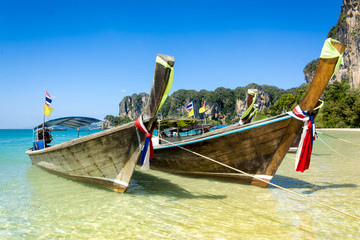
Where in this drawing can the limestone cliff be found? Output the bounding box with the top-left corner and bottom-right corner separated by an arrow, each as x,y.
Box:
308,0 -> 360,88
118,89 -> 273,124
235,90 -> 270,115
118,92 -> 148,119
303,59 -> 320,84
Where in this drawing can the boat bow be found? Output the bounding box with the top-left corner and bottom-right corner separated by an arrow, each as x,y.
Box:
252,39 -> 346,186
26,54 -> 175,193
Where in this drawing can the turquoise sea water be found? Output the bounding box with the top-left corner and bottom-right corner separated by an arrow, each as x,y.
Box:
0,129 -> 360,239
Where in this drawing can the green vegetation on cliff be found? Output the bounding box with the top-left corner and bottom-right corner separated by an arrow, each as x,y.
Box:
255,85 -> 308,119
303,59 -> 319,74
104,115 -> 132,126
105,71 -> 360,128
106,79 -> 360,128
106,83 -> 304,126
157,84 -> 302,124
258,79 -> 360,128
317,79 -> 360,128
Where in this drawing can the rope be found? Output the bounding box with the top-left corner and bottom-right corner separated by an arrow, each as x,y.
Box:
159,137 -> 360,221
317,136 -> 349,158
317,131 -> 360,147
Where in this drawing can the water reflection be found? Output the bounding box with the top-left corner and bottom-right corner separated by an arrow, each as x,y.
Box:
28,165 -> 227,200
271,174 -> 358,194
310,153 -> 332,156
128,170 -> 227,200
11,131 -> 360,239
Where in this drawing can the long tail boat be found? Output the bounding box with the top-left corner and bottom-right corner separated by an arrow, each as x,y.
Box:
153,88 -> 258,145
26,54 -> 175,192
151,39 -> 345,187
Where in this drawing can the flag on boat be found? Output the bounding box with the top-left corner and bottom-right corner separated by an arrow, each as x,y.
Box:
187,101 -> 194,117
44,105 -> 54,117
44,91 -> 54,117
45,92 -> 52,106
199,101 -> 206,113
188,109 -> 194,117
186,101 -> 193,111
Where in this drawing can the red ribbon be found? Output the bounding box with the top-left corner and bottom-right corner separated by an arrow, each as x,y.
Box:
289,105 -> 316,172
134,116 -> 157,166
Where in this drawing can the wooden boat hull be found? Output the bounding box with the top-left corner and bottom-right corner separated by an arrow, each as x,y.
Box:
26,54 -> 175,192
152,114 -> 292,185
26,121 -> 146,192
151,39 -> 346,187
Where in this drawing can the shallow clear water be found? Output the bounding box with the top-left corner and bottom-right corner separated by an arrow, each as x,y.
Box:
0,129 -> 359,239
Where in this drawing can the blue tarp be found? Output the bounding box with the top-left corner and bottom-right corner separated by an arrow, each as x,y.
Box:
34,116 -> 101,130
33,140 -> 45,150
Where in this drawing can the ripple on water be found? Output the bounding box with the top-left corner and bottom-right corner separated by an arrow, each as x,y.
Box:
1,130 -> 360,239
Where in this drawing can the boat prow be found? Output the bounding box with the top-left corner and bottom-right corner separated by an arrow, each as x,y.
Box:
151,39 -> 346,187
26,54 -> 175,192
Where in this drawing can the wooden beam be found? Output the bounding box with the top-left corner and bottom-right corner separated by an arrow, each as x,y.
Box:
253,41 -> 346,186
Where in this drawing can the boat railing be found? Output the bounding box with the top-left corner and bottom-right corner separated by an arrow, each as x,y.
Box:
32,124 -> 105,151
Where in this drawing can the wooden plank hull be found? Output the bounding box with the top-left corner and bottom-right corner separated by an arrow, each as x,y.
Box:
26,122 -> 145,192
152,115 -> 292,186
151,40 -> 346,188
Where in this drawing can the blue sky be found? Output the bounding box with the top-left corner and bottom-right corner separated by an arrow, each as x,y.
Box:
0,0 -> 342,128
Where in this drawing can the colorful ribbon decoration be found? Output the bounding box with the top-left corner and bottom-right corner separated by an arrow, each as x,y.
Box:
239,89 -> 258,125
320,38 -> 344,80
156,56 -> 174,113
288,106 -> 316,172
134,55 -> 174,170
135,115 -> 157,170
248,108 -> 257,122
288,38 -> 344,172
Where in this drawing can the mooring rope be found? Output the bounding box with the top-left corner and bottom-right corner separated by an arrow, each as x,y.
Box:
317,135 -> 349,158
317,131 -> 360,147
158,138 -> 360,221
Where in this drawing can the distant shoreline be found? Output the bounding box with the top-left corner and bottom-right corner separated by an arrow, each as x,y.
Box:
317,128 -> 360,132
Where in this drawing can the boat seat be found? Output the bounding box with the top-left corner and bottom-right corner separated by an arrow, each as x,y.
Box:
33,140 -> 45,151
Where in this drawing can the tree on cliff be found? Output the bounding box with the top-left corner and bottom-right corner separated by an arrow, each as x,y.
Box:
107,79 -> 360,128
317,79 -> 360,128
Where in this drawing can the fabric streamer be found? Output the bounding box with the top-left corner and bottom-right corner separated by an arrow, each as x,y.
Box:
288,106 -> 316,172
134,115 -> 157,170
239,89 -> 258,125
320,38 -> 344,80
134,55 -> 174,170
156,56 -> 174,112
288,38 -> 344,172
248,108 -> 257,122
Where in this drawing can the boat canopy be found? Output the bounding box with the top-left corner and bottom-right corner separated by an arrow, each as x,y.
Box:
158,118 -> 200,130
179,124 -> 215,132
34,116 -> 102,130
157,117 -> 216,134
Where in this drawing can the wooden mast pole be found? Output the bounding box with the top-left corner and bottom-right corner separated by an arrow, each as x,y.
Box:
252,40 -> 346,187
113,54 -> 174,192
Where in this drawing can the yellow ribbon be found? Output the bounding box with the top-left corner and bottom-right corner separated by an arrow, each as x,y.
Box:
156,55 -> 174,113
320,38 -> 344,80
313,99 -> 324,111
240,89 -> 258,120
